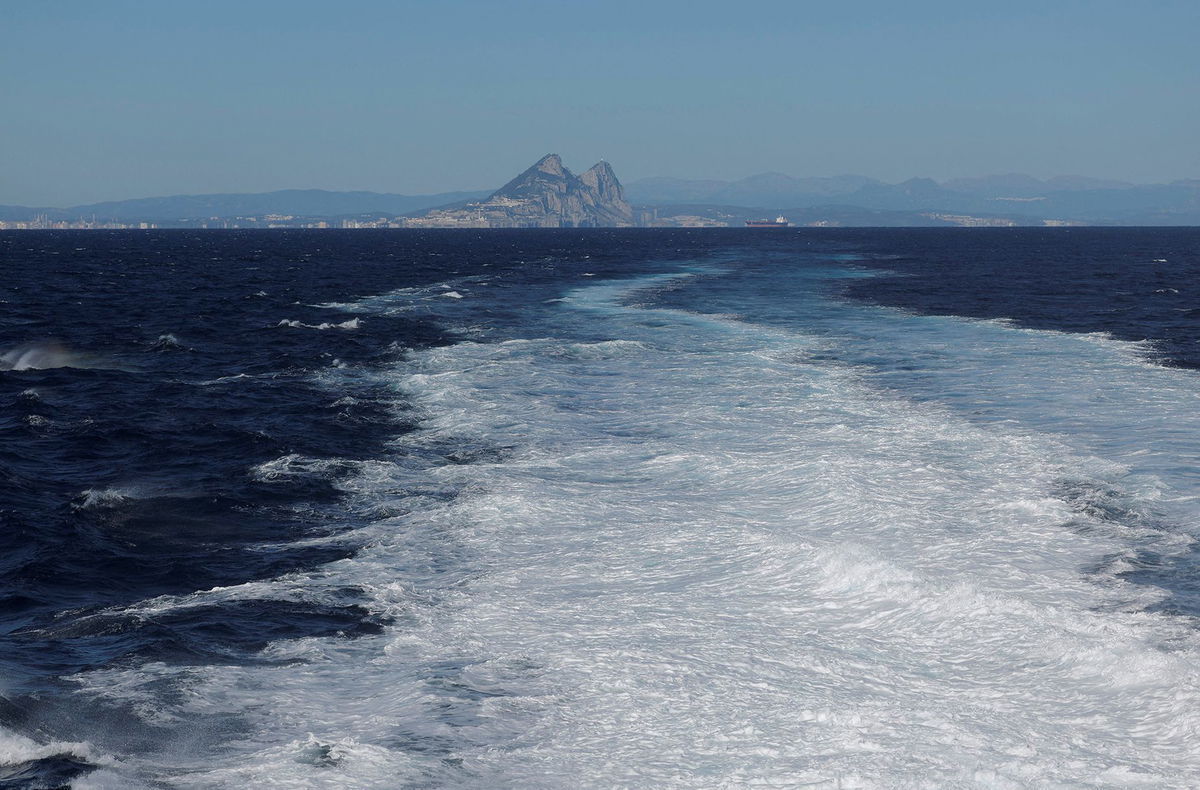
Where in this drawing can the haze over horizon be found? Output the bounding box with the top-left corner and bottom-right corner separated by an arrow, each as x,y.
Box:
3,0 -> 1197,206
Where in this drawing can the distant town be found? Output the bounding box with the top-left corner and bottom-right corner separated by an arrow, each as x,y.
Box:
0,212 -> 1089,231
0,214 -> 400,231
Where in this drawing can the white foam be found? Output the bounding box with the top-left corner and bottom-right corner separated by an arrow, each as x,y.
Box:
0,342 -> 107,371
68,266 -> 1200,787
249,454 -> 408,491
0,731 -> 99,766
71,769 -> 155,790
193,372 -> 254,386
276,318 -> 361,330
0,730 -> 120,788
73,483 -> 195,510
817,295 -> 1200,537
75,487 -> 140,509
314,277 -> 488,314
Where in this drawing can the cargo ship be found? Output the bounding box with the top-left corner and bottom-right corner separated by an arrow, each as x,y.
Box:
745,216 -> 790,228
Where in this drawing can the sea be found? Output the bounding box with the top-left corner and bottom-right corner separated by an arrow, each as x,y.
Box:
2,227 -> 1200,789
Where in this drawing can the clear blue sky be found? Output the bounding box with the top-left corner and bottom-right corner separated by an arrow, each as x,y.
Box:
2,0 -> 1197,205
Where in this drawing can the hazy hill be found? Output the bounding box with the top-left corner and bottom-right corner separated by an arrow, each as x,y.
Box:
1,189 -> 491,223
647,203 -> 975,227
626,173 -> 879,206
837,178 -> 994,213
630,172 -> 1199,224
943,174 -> 1136,197
624,177 -> 730,204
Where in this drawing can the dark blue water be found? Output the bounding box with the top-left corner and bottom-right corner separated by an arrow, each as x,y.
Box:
2,227 -> 1199,788
839,227 -> 1200,368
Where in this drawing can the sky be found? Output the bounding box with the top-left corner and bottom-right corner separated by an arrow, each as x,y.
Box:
2,0 -> 1198,205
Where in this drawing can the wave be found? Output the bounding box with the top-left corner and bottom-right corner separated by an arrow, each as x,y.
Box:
313,277 -> 489,314
0,731 -> 118,789
194,372 -> 254,386
73,487 -> 142,510
276,318 -> 361,330
0,342 -> 109,371
0,732 -> 101,768
250,453 -> 360,483
70,484 -> 206,514
148,333 -> 190,351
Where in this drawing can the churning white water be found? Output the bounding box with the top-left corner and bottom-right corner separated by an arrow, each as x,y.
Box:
73,262 -> 1200,788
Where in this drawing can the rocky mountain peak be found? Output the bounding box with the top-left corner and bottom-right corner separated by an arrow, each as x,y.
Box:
534,153 -> 566,175
411,154 -> 634,228
494,154 -> 573,200
583,159 -> 616,178
580,160 -> 626,204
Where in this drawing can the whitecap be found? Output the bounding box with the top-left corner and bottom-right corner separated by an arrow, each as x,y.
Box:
195,373 -> 252,386
74,487 -> 144,510
149,333 -> 188,351
1,342 -> 103,371
0,733 -> 94,765
276,318 -> 361,330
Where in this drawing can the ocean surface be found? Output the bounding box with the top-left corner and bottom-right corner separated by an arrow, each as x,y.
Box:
2,227 -> 1200,788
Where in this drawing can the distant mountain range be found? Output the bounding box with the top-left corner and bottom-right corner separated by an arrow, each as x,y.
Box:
0,189 -> 490,223
624,173 -> 1200,225
2,170 -> 1198,227
627,174 -> 881,205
